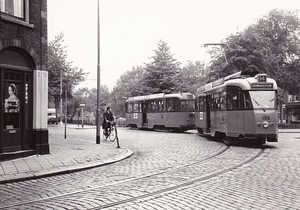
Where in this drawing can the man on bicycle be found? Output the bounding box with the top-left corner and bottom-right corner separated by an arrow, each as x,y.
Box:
103,107 -> 114,137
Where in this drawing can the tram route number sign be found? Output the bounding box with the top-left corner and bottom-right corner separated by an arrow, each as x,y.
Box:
200,112 -> 203,120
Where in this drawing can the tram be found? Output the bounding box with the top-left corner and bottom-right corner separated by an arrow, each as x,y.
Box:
195,70 -> 278,145
125,92 -> 195,131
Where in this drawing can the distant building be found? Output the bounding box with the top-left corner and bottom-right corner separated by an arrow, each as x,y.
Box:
286,94 -> 300,124
0,0 -> 49,160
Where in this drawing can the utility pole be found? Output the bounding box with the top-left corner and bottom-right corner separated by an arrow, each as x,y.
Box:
96,0 -> 101,144
60,71 -> 63,125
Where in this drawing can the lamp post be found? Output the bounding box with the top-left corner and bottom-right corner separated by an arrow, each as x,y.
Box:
96,0 -> 101,144
60,71 -> 63,125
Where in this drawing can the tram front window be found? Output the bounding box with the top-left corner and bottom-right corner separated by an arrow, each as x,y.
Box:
249,91 -> 276,109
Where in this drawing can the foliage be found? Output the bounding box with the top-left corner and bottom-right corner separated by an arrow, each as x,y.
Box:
47,32 -> 87,114
70,85 -> 111,120
110,66 -> 145,117
175,61 -> 206,94
209,9 -> 300,94
143,40 -> 181,94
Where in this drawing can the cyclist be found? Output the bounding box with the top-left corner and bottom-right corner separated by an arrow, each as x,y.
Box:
103,107 -> 114,137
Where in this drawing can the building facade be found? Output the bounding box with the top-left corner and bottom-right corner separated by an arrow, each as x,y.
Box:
0,0 -> 49,160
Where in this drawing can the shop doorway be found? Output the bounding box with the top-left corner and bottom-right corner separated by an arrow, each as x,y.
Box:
0,69 -> 33,153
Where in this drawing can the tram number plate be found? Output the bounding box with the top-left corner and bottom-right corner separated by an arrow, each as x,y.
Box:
262,115 -> 270,120
133,113 -> 138,119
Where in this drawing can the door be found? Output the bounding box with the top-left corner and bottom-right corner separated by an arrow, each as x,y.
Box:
1,69 -> 32,152
206,95 -> 211,133
142,102 -> 147,127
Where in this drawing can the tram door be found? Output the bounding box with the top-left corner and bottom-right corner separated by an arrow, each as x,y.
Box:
142,102 -> 147,127
206,95 -> 211,133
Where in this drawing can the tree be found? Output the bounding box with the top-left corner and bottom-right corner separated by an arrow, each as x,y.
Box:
143,40 -> 181,94
111,65 -> 145,117
71,85 -> 111,120
174,61 -> 206,94
210,9 -> 300,94
47,32 -> 87,116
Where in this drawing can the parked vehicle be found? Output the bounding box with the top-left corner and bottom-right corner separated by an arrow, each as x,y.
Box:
47,108 -> 57,124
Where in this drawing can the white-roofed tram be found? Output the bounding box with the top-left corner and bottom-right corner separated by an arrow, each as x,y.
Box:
125,93 -> 195,132
195,71 -> 278,145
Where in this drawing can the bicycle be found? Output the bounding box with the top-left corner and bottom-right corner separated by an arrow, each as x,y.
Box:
103,121 -> 118,142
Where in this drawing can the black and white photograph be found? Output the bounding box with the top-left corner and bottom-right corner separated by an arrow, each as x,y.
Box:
0,0 -> 300,209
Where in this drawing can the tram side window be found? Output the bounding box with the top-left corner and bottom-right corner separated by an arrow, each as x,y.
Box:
213,93 -> 221,110
239,91 -> 252,109
199,97 -> 206,111
196,97 -> 200,111
167,99 -> 174,111
220,92 -> 226,110
133,103 -> 140,112
149,100 -> 158,112
180,101 -> 186,110
158,99 -> 166,112
127,103 -> 133,113
188,100 -> 195,111
174,99 -> 180,111
227,88 -> 238,110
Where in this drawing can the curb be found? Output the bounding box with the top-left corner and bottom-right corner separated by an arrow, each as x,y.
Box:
0,148 -> 133,184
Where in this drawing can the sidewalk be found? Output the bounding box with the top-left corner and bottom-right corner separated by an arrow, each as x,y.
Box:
0,124 -> 133,184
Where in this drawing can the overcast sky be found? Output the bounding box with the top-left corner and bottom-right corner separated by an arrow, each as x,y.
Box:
47,0 -> 300,91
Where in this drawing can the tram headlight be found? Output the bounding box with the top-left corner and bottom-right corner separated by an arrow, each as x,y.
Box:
262,121 -> 269,129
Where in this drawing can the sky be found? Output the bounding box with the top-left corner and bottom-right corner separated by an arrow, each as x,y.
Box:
47,0 -> 300,91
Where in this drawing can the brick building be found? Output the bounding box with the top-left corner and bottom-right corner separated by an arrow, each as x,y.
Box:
0,0 -> 49,160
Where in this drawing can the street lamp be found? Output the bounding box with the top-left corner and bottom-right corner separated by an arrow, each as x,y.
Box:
96,0 -> 101,144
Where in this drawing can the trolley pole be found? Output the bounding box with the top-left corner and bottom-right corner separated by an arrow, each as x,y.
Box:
96,0 -> 101,144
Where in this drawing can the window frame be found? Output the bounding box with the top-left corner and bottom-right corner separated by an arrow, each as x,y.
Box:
0,0 -> 33,28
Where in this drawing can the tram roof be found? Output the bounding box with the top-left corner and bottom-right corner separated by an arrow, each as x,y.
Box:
196,71 -> 277,95
126,92 -> 195,102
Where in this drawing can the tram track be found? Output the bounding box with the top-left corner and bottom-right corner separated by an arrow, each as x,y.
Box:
0,146 -> 266,209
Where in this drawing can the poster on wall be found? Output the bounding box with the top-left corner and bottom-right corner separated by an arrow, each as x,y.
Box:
3,82 -> 20,129
4,83 -> 20,113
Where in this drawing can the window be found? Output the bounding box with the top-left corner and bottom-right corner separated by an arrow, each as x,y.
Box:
127,103 -> 133,113
1,0 -> 24,18
166,99 -> 174,111
158,99 -> 165,112
0,0 -> 32,27
227,87 -> 238,110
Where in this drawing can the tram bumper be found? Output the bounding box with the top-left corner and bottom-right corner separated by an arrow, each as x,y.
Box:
242,134 -> 278,142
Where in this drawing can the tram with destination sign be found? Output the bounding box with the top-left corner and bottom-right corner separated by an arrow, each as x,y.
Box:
195,70 -> 278,145
125,92 -> 195,131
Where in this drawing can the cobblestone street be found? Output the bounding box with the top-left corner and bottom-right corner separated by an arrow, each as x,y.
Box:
0,126 -> 299,209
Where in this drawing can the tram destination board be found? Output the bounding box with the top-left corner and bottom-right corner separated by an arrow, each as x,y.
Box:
251,83 -> 273,88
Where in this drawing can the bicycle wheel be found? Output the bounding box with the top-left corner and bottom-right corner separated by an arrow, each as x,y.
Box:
109,126 -> 117,142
